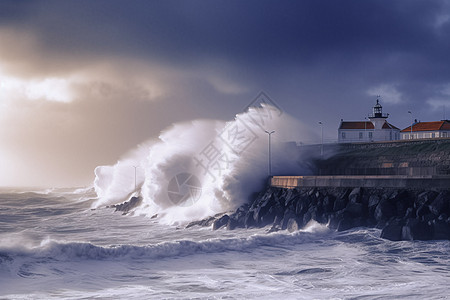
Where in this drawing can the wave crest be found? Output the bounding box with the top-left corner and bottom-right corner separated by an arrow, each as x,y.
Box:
2,223 -> 330,262
92,105 -> 313,224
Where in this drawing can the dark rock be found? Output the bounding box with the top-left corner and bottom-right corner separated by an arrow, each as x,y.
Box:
348,187 -> 362,204
287,218 -> 300,232
186,215 -> 217,228
345,202 -> 364,218
438,213 -> 448,221
244,211 -> 256,228
212,215 -> 230,230
285,193 -> 300,209
374,199 -> 396,221
391,190 -> 411,217
381,223 -> 403,241
112,196 -> 142,214
260,204 -> 283,227
229,204 -> 249,226
338,216 -> 368,231
310,205 -> 327,224
222,185 -> 450,241
376,220 -> 387,229
431,219 -> 450,240
416,191 -> 438,207
295,197 -> 310,215
368,195 -> 381,209
416,204 -> 431,218
280,210 -> 297,230
428,192 -> 450,216
337,218 -> 353,231
337,188 -> 351,201
333,197 -> 348,212
315,190 -> 321,199
368,195 -> 381,219
327,209 -> 345,230
360,194 -> 370,207
322,195 -> 335,212
404,207 -> 415,219
226,218 -> 239,230
273,214 -> 283,227
352,217 -> 367,228
302,209 -> 312,227
282,189 -> 296,207
268,224 -> 281,233
422,213 -> 436,223
252,197 -> 272,223
401,218 -> 433,240
365,216 -> 377,228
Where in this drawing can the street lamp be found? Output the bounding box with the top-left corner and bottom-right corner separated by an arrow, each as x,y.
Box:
319,122 -> 323,156
132,165 -> 138,191
264,130 -> 275,176
408,111 -> 413,139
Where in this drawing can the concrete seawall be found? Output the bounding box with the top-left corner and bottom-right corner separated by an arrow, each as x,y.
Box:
302,139 -> 450,177
270,175 -> 450,189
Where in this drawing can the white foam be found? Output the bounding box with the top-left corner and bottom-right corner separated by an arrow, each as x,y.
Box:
2,228 -> 330,262
92,105 -> 313,224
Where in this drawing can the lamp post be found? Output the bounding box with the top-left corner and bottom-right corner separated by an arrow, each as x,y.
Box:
319,122 -> 324,156
264,130 -> 275,176
364,117 -> 367,141
132,165 -> 138,191
408,111 -> 413,139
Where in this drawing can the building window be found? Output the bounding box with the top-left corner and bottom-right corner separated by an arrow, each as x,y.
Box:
369,132 -> 373,139
389,131 -> 392,140
342,132 -> 346,139
359,132 -> 363,139
444,132 -> 448,138
432,133 -> 435,138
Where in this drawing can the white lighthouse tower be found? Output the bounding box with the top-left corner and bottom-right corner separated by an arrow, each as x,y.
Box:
368,99 -> 388,138
338,98 -> 400,142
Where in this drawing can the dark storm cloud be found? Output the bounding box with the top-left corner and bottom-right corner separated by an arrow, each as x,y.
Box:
2,0 -> 450,88
2,0 -> 449,102
1,0 -> 450,187
1,1 -> 448,68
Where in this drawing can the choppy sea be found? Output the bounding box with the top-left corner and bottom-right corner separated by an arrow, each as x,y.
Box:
0,188 -> 449,299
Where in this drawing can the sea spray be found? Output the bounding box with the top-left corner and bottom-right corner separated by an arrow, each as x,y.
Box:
93,105 -> 314,224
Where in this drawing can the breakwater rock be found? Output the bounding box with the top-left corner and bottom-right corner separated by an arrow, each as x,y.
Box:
204,187 -> 450,241
108,196 -> 142,214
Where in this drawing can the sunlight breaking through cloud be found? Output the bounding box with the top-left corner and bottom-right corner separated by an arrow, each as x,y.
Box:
0,71 -> 75,103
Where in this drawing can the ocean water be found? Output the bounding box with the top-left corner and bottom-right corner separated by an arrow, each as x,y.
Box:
0,188 -> 449,299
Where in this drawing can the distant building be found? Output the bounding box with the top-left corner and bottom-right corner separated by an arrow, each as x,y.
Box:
400,120 -> 450,140
338,100 -> 400,143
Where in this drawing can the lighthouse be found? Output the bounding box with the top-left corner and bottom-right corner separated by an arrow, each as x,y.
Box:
338,98 -> 400,143
369,99 -> 388,131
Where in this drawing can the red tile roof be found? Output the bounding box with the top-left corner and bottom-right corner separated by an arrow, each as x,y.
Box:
401,121 -> 450,132
382,122 -> 400,130
339,121 -> 374,130
339,121 -> 398,130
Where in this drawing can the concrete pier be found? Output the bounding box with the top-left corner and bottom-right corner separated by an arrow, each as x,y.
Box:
270,175 -> 450,189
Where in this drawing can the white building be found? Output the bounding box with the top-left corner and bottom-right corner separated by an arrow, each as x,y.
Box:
400,120 -> 450,140
338,100 -> 400,143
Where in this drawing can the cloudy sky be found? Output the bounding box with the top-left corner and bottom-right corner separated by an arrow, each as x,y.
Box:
1,0 -> 450,187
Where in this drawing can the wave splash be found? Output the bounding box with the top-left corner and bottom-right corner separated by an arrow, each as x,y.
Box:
1,222 -> 330,263
93,105 -> 314,224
